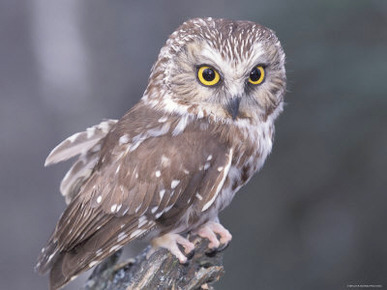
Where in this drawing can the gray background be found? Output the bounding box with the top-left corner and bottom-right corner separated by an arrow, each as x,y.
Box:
1,1 -> 386,289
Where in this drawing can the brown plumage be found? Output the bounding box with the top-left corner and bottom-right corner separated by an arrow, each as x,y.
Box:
36,17 -> 286,289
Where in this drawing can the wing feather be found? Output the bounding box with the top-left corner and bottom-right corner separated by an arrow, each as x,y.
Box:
49,215 -> 155,290
45,119 -> 117,203
37,105 -> 235,289
45,119 -> 117,166
59,155 -> 99,203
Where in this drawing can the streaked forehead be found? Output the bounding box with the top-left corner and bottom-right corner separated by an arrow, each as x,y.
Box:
200,41 -> 264,73
176,18 -> 275,62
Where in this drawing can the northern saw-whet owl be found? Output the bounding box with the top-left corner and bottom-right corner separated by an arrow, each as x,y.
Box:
36,17 -> 286,289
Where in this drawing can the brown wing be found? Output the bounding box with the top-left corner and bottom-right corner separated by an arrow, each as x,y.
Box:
45,119 -> 118,204
36,104 -> 233,289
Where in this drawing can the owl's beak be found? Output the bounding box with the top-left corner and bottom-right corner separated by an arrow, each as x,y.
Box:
226,96 -> 241,120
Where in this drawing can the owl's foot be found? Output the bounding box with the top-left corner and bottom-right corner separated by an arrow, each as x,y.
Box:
150,233 -> 195,264
196,221 -> 232,250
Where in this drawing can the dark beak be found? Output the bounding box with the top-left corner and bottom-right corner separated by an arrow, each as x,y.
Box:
226,97 -> 241,120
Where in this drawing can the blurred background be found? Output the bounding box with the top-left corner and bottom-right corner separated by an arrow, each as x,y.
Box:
1,0 -> 386,289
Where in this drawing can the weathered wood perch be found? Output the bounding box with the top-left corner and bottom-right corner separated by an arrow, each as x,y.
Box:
84,237 -> 226,290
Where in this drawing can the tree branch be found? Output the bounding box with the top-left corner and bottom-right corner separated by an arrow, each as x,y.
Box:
84,237 -> 225,290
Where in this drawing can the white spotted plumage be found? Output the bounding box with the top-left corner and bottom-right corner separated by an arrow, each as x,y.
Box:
36,17 -> 286,290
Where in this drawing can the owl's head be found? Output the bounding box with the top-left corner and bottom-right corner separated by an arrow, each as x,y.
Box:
144,17 -> 286,124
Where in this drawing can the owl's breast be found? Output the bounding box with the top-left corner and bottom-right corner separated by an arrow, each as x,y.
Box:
214,120 -> 275,213
156,117 -> 275,234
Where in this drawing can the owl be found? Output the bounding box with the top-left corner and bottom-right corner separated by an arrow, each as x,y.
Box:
36,17 -> 286,289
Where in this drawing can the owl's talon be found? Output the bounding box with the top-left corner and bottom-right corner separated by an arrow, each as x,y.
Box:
198,226 -> 220,249
197,221 -> 232,251
151,233 -> 194,264
216,241 -> 230,252
186,248 -> 195,260
205,241 -> 229,257
205,248 -> 217,257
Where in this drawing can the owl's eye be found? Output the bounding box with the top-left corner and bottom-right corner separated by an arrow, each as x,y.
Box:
248,66 -> 265,85
197,66 -> 221,86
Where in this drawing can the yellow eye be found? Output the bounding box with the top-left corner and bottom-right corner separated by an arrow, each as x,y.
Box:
197,66 -> 220,86
248,66 -> 265,85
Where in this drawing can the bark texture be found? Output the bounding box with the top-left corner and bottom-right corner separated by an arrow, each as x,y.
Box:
84,237 -> 225,290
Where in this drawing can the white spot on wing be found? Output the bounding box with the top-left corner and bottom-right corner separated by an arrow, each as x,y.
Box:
119,134 -> 130,145
161,155 -> 171,167
109,245 -> 121,253
47,253 -> 55,262
158,116 -> 168,123
129,140 -> 142,152
159,189 -> 165,200
117,232 -> 128,242
89,261 -> 99,268
130,229 -> 146,238
155,170 -> 161,177
138,215 -> 147,225
68,132 -> 80,143
171,180 -> 180,189
111,204 -> 117,212
86,127 -> 96,139
99,120 -> 116,133
147,123 -> 170,137
164,204 -> 173,212
196,193 -> 203,200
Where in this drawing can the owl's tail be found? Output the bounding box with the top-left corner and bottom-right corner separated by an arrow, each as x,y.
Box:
36,215 -> 154,290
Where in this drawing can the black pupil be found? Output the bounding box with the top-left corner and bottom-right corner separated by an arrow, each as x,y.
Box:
250,67 -> 262,82
202,68 -> 215,82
